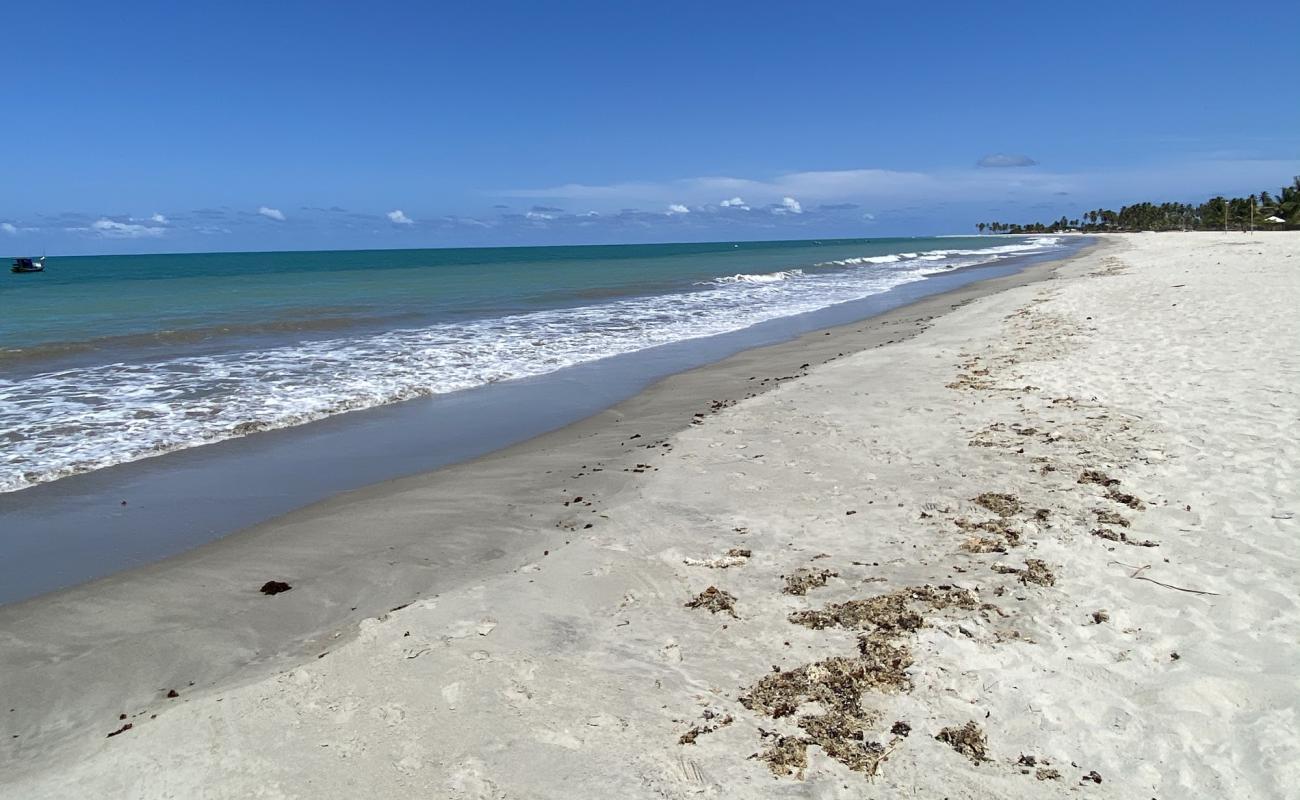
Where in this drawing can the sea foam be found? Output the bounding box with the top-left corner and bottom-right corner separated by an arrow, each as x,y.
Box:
0,238 -> 1063,492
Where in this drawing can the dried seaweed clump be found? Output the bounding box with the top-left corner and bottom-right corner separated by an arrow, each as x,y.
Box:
782,568 -> 839,596
1105,487 -> 1146,510
1078,470 -> 1119,487
788,585 -> 976,633
954,517 -> 1021,549
973,492 -> 1023,517
685,586 -> 737,617
935,721 -> 989,763
1022,559 -> 1056,586
738,585 -> 981,779
679,713 -> 733,745
1093,508 -> 1129,527
741,639 -> 912,775
1091,528 -> 1158,547
754,733 -> 808,778
993,559 -> 1056,587
741,642 -> 912,720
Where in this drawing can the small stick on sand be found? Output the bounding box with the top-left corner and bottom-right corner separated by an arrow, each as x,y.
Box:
1108,562 -> 1221,596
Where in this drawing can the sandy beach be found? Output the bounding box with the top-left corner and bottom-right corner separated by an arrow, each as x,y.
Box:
3,232 -> 1298,798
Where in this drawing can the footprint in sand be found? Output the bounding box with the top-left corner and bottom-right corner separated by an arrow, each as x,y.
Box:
441,682 -> 463,710
370,702 -> 406,727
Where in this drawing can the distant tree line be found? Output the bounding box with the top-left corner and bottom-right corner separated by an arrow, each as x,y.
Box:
977,176 -> 1300,234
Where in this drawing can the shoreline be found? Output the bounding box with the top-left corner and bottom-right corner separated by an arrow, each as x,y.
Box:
0,238 -> 1100,775
0,239 -> 1082,606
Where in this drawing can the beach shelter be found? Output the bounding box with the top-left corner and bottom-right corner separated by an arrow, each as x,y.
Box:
1264,215 -> 1285,224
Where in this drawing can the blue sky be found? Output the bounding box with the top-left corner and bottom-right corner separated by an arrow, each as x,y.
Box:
3,1 -> 1297,254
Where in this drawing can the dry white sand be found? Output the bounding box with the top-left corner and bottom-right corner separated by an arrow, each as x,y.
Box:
3,233 -> 1298,798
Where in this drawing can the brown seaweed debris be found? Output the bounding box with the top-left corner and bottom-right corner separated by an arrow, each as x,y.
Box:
789,585 -> 977,633
960,536 -> 1007,554
1078,470 -> 1120,487
685,586 -> 737,617
973,492 -> 1023,517
1094,508 -> 1130,527
259,580 -> 292,595
1037,767 -> 1062,780
106,722 -> 134,738
782,568 -> 839,596
678,714 -> 733,745
1105,488 -> 1146,510
954,516 -> 1022,547
741,638 -> 911,775
741,645 -> 912,719
993,559 -> 1056,587
1092,528 -> 1158,547
935,721 -> 989,763
753,733 -> 808,778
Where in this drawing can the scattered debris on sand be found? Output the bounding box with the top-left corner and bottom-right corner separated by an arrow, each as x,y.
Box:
973,492 -> 1023,517
782,568 -> 839,596
685,586 -> 738,617
1105,488 -> 1146,510
106,723 -> 133,738
679,713 -> 734,745
1092,527 -> 1159,547
753,733 -> 808,778
935,721 -> 989,763
993,559 -> 1056,586
259,581 -> 292,596
1078,470 -> 1120,487
1094,508 -> 1130,527
737,585 -> 985,777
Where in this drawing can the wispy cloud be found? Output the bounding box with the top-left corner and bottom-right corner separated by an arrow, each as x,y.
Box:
977,153 -> 1038,168
667,203 -> 690,215
88,218 -> 166,238
149,212 -> 169,224
496,157 -> 1299,220
257,206 -> 286,221
386,209 -> 414,225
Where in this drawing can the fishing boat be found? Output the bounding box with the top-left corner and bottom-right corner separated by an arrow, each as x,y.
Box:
11,256 -> 45,273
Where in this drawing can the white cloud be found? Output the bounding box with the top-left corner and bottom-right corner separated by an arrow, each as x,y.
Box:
1,222 -> 18,234
89,218 -> 165,238
150,213 -> 169,224
778,196 -> 803,214
497,157 -> 1300,221
387,209 -> 414,225
258,206 -> 286,221
863,212 -> 877,220
720,196 -> 750,210
524,210 -> 554,221
667,203 -> 690,215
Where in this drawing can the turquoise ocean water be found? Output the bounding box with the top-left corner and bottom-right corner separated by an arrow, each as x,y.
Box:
0,236 -> 1062,492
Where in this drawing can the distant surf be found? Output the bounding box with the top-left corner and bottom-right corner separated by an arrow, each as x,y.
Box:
0,236 -> 1063,492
